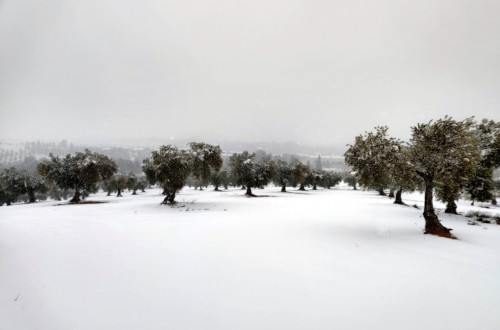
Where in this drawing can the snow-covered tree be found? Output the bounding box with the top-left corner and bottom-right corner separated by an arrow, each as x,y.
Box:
141,158 -> 156,186
465,119 -> 500,205
343,173 -> 358,190
409,117 -> 480,238
211,169 -> 230,191
320,172 -> 342,189
386,145 -> 420,205
229,151 -> 275,196
291,161 -> 309,191
345,126 -> 418,204
229,151 -> 254,190
113,174 -> 128,197
37,150 -> 117,203
306,170 -> 323,190
344,127 -> 394,195
0,168 -> 25,205
273,160 -> 293,192
188,142 -> 223,189
126,173 -> 139,195
147,145 -> 191,204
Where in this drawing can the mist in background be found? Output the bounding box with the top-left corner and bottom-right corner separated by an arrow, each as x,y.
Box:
1,0 -> 499,150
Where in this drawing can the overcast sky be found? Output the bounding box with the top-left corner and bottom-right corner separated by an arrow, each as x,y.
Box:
1,0 -> 499,148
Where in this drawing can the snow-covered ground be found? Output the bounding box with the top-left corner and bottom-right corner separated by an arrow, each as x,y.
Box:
1,187 -> 499,330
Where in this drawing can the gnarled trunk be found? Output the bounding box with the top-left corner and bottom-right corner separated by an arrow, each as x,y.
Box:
70,188 -> 81,203
388,189 -> 394,198
27,188 -> 36,203
299,183 -> 306,191
312,184 -> 317,190
378,188 -> 386,196
394,188 -> 404,205
214,185 -> 220,191
281,185 -> 286,192
162,191 -> 177,204
245,186 -> 255,197
117,189 -> 122,197
132,189 -> 137,195
445,198 -> 458,214
422,178 -> 455,238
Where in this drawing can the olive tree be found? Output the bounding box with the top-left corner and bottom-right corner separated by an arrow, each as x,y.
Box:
409,117 -> 480,238
37,150 -> 117,203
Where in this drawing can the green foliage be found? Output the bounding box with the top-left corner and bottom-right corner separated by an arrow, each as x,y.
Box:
410,117 -> 480,207
306,170 -> 323,189
229,151 -> 255,188
229,151 -> 275,195
465,119 -> 500,203
344,126 -> 396,192
141,158 -> 157,185
291,161 -> 309,189
273,160 -> 293,191
211,169 -> 230,190
0,167 -> 47,205
113,173 -> 129,197
0,168 -> 25,205
343,173 -> 358,190
37,150 -> 117,202
149,145 -> 191,203
410,117 -> 480,182
188,142 -> 223,186
320,172 -> 342,189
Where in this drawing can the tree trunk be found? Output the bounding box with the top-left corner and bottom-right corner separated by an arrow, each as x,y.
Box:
214,185 -> 220,191
394,188 -> 404,205
281,185 -> 286,192
70,188 -> 81,203
132,189 -> 137,195
299,183 -> 306,191
445,198 -> 458,214
388,189 -> 394,198
168,192 -> 176,203
107,191 -> 111,196
492,198 -> 497,205
378,188 -> 386,196
422,178 -> 455,238
117,189 -> 122,197
353,184 -> 357,190
27,188 -> 36,203
312,184 -> 317,190
245,186 -> 255,197
162,191 -> 177,204
241,185 -> 246,190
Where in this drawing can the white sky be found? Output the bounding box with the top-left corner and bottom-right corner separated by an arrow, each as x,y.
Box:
1,0 -> 499,146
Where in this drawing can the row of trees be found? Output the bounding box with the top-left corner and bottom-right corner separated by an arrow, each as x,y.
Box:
142,143 -> 348,203
1,142 -> 353,206
344,117 -> 500,239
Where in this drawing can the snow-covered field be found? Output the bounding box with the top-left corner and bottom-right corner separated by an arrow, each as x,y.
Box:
1,187 -> 499,330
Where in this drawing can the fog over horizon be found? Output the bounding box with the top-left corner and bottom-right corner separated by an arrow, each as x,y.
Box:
1,0 -> 499,149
